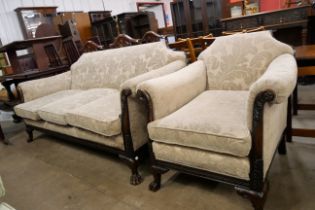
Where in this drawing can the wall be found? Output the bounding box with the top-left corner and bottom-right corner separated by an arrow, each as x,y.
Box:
0,0 -> 173,45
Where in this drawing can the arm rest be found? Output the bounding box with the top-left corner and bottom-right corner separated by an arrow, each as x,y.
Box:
120,60 -> 186,96
18,71 -> 71,102
137,60 -> 207,120
247,54 -> 297,130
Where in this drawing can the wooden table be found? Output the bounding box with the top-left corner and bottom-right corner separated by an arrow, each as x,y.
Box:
0,65 -> 69,144
0,36 -> 62,74
291,44 -> 315,139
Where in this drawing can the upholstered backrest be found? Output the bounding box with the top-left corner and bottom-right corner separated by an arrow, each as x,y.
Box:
70,42 -> 185,89
198,31 -> 294,90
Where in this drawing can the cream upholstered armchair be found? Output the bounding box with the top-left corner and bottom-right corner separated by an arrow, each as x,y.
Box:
137,31 -> 297,209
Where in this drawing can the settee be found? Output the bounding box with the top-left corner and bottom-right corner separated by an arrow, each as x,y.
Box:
137,31 -> 297,209
14,42 -> 186,185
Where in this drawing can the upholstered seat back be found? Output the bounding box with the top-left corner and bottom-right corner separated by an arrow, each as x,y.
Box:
198,31 -> 294,90
70,42 -> 185,90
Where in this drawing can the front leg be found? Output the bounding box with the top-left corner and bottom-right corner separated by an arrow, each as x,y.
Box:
119,154 -> 143,185
26,126 -> 34,142
149,165 -> 169,192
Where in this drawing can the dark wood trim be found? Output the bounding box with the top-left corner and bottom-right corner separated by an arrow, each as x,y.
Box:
297,104 -> 315,110
249,90 -> 275,192
292,128 -> 315,137
287,97 -> 293,142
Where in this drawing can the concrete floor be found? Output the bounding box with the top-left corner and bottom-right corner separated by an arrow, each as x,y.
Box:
0,85 -> 314,210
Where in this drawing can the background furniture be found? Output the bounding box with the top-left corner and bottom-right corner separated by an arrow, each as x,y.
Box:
292,44 -> 315,138
0,36 -> 62,74
55,11 -> 92,44
91,16 -> 118,48
140,31 -> 166,44
221,5 -> 314,46
15,7 -> 58,39
171,0 -> 223,39
62,37 -> 81,65
109,34 -> 139,48
44,44 -> 63,67
88,11 -> 112,23
129,12 -> 158,39
116,12 -> 139,35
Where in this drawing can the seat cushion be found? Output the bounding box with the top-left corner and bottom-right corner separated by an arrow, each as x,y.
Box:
65,92 -> 121,136
14,90 -> 82,121
38,89 -> 118,126
153,142 -> 250,180
148,90 -> 251,157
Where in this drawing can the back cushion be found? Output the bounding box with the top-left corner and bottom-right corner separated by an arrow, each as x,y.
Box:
70,42 -> 185,89
198,31 -> 294,90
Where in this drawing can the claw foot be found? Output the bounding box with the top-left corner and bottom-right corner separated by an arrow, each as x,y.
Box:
130,173 -> 143,185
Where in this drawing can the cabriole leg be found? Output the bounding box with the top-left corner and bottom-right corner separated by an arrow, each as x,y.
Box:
119,154 -> 143,185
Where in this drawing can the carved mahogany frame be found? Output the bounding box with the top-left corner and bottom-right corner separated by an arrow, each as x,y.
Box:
138,89 -> 289,210
24,88 -> 144,185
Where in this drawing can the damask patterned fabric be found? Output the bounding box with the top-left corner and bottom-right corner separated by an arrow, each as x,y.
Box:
66,92 -> 121,137
18,71 -> 71,102
153,142 -> 250,180
148,90 -> 251,157
263,101 -> 287,176
38,89 -> 117,126
121,60 -> 186,96
137,61 -> 207,120
71,42 -> 186,90
247,54 -> 297,130
198,31 -> 294,90
24,119 -> 124,149
14,90 -> 82,121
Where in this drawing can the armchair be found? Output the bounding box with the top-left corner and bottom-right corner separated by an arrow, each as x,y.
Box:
137,31 -> 297,209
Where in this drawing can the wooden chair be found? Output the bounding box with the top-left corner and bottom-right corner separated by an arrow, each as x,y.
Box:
109,34 -> 139,49
44,44 -> 63,67
168,39 -> 196,62
140,31 -> 166,44
222,26 -> 265,36
62,37 -> 81,65
291,44 -> 315,139
176,34 -> 215,62
83,40 -> 104,52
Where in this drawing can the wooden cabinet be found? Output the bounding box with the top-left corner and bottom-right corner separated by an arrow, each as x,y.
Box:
221,5 -> 313,46
117,12 -> 138,35
88,11 -> 112,24
15,7 -> 58,39
171,0 -> 223,39
130,12 -> 158,38
55,12 -> 92,44
91,17 -> 118,48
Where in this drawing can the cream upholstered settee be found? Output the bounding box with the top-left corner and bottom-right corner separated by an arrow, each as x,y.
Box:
14,42 -> 186,185
137,31 -> 297,209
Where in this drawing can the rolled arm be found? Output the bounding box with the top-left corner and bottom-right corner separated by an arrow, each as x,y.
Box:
18,71 -> 71,102
137,60 -> 207,120
120,60 -> 186,96
246,53 -> 297,129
